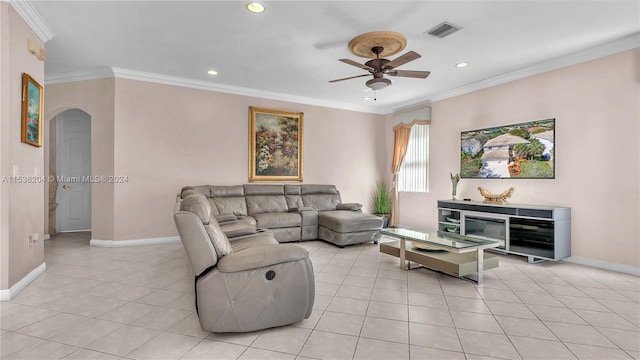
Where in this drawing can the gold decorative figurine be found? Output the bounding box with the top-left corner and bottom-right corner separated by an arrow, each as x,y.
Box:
478,187 -> 514,204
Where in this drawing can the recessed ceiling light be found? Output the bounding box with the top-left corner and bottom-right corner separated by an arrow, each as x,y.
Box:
246,2 -> 265,13
455,62 -> 469,68
363,97 -> 373,101
207,70 -> 218,75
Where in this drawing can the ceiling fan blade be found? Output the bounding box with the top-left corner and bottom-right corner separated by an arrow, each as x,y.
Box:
383,51 -> 421,69
339,58 -> 374,71
329,74 -> 370,83
387,70 -> 431,79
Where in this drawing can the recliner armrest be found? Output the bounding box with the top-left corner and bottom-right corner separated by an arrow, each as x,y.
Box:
337,203 -> 362,211
215,214 -> 238,224
216,244 -> 309,273
220,221 -> 257,238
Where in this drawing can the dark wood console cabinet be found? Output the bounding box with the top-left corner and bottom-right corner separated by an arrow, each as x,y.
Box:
437,200 -> 571,263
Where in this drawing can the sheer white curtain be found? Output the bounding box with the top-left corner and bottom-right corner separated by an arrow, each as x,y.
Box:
397,124 -> 429,193
390,119 -> 430,227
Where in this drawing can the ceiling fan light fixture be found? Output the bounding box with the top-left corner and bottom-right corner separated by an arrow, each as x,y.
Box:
366,77 -> 391,91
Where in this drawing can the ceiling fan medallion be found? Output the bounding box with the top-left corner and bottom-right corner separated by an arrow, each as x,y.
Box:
330,31 -> 431,91
348,31 -> 407,58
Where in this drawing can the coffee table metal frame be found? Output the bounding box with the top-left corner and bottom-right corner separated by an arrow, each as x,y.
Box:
380,228 -> 500,285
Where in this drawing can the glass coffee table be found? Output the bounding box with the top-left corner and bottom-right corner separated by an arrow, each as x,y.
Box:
380,228 -> 500,285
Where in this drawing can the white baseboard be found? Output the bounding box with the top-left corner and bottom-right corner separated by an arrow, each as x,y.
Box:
564,256 -> 640,277
90,236 -> 180,248
0,262 -> 47,301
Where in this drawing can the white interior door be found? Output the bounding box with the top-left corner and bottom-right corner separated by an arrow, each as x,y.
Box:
56,109 -> 91,231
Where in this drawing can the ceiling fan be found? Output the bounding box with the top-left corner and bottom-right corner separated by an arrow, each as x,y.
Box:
329,45 -> 431,91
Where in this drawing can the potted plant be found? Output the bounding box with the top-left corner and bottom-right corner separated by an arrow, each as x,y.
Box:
372,181 -> 392,228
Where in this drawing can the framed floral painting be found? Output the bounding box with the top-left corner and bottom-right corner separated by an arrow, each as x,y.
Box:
21,73 -> 43,147
249,106 -> 303,182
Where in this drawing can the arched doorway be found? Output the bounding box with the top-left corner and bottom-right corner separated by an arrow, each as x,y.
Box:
49,109 -> 91,234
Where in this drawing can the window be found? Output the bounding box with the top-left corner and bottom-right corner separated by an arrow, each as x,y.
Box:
397,124 -> 429,192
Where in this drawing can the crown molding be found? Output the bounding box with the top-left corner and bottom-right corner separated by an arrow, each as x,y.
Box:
7,0 -> 54,42
45,66 -> 388,114
392,32 -> 640,113
110,68 -> 389,114
45,67 -> 115,84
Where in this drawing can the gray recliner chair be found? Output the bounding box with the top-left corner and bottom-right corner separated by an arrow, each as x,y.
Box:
174,193 -> 315,332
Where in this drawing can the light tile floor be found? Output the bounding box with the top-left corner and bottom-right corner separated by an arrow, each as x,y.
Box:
1,231 -> 639,360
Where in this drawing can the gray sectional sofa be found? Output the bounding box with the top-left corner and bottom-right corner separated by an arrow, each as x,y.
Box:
180,184 -> 382,247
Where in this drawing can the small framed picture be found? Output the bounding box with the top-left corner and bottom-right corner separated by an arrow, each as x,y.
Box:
21,73 -> 44,147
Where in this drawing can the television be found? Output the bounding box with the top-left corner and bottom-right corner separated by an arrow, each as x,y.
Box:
460,118 -> 555,179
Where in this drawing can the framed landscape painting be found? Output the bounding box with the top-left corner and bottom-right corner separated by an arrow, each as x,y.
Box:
460,118 -> 555,179
21,73 -> 43,147
249,106 -> 303,182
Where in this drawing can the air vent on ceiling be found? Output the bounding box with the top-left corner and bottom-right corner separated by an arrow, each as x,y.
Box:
425,22 -> 461,38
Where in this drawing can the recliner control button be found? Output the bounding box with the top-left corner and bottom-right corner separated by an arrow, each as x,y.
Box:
266,270 -> 276,280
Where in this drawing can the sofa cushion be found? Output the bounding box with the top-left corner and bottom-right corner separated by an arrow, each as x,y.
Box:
182,185 -> 211,197
244,184 -> 285,196
246,195 -> 288,215
210,185 -> 245,197
181,189 -> 200,198
302,194 -> 341,211
301,184 -> 339,195
253,212 -> 302,229
204,215 -> 233,257
244,185 -> 288,215
180,194 -> 232,257
300,184 -> 341,211
207,198 -> 220,216
180,193 -> 211,224
214,197 -> 247,216
209,185 -> 247,216
318,211 -> 383,233
284,185 -> 304,209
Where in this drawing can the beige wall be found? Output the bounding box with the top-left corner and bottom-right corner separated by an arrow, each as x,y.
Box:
45,78 -> 386,241
0,3 -> 45,289
45,78 -> 116,242
394,49 -> 639,267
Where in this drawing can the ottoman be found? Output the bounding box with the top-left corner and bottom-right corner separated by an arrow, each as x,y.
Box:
318,210 -> 382,247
